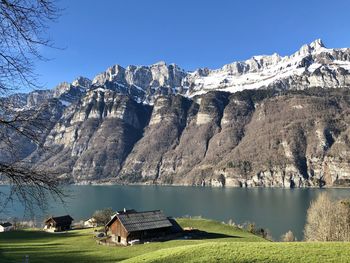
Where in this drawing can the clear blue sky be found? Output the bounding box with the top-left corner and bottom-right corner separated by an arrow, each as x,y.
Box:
34,0 -> 350,90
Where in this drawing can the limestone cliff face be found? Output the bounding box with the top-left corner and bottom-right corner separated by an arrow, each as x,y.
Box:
212,91 -> 349,187
5,87 -> 350,188
119,95 -> 192,182
27,89 -> 151,182
156,92 -> 230,184
0,99 -> 65,164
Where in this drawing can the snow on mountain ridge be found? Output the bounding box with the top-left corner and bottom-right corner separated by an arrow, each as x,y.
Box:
9,39 -> 350,108
89,38 -> 348,99
187,39 -> 350,95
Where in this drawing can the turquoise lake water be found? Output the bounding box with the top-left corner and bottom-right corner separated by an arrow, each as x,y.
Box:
1,185 -> 350,240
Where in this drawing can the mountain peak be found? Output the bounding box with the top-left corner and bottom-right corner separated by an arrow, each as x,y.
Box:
152,61 -> 167,66
295,39 -> 326,57
309,38 -> 325,50
72,76 -> 92,88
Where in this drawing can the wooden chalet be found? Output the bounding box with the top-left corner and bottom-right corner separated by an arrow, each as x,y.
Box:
44,215 -> 74,232
106,210 -> 175,245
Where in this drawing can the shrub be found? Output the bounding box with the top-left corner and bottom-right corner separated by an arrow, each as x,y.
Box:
281,230 -> 296,242
227,161 -> 234,168
227,219 -> 236,227
247,223 -> 256,234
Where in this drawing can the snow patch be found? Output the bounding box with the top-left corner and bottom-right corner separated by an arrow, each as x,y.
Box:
292,105 -> 303,109
59,99 -> 71,107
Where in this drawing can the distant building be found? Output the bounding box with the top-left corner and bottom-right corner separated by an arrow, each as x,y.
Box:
84,218 -> 97,228
44,215 -> 74,232
0,222 -> 13,232
106,210 -> 177,245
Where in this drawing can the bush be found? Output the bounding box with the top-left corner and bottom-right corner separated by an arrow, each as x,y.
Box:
227,219 -> 236,227
227,161 -> 234,168
247,223 -> 256,234
242,222 -> 272,240
281,230 -> 296,242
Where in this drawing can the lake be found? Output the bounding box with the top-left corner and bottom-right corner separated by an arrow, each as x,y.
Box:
1,185 -> 350,240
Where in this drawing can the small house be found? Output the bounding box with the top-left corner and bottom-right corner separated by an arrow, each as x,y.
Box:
0,222 -> 13,232
84,218 -> 97,228
106,210 -> 174,245
44,215 -> 73,232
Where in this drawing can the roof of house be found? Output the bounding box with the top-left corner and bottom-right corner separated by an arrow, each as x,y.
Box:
117,209 -> 137,214
0,222 -> 12,227
107,210 -> 173,232
85,217 -> 96,222
45,215 -> 74,225
168,217 -> 183,233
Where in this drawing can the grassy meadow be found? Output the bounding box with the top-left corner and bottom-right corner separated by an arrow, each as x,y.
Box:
0,218 -> 349,262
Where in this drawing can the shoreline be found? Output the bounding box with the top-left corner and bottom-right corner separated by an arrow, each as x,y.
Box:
71,181 -> 350,189
1,181 -> 350,189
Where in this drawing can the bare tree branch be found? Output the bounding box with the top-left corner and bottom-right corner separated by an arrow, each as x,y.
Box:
0,0 -> 61,94
0,0 -> 64,216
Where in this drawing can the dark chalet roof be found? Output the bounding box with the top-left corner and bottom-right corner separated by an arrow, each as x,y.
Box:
107,210 -> 173,233
117,209 -> 137,214
0,222 -> 12,227
45,215 -> 74,226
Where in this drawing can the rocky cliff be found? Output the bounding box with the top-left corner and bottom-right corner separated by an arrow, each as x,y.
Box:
3,39 -> 350,187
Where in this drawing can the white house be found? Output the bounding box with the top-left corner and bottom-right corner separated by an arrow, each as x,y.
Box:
0,222 -> 13,232
83,218 -> 97,228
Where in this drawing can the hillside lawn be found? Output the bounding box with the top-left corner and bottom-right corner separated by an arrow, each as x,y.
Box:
0,218 -> 349,262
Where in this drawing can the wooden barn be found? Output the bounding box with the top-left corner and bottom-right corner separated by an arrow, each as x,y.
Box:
44,215 -> 74,232
106,210 -> 175,245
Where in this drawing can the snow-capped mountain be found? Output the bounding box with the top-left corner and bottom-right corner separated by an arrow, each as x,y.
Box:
8,39 -> 350,108
84,39 -> 350,103
187,39 -> 350,94
5,76 -> 92,110
90,61 -> 187,104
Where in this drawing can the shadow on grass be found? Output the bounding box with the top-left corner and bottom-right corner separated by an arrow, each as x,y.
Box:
0,243 -> 66,252
148,230 -> 243,244
0,230 -> 86,241
184,230 -> 243,240
0,249 -> 125,263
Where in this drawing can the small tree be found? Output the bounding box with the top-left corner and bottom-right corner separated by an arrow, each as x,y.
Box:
227,218 -> 236,226
281,230 -> 296,242
247,222 -> 256,233
12,217 -> 19,230
92,208 -> 115,234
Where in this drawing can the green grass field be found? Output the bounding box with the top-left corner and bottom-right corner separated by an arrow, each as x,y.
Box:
124,241 -> 350,263
0,218 -> 349,263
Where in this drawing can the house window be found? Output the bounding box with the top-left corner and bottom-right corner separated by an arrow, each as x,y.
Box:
118,236 -> 121,243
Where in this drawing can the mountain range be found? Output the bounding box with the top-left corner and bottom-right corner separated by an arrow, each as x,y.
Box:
2,39 -> 350,187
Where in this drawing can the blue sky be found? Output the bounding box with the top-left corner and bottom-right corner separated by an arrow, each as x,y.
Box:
34,0 -> 350,90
